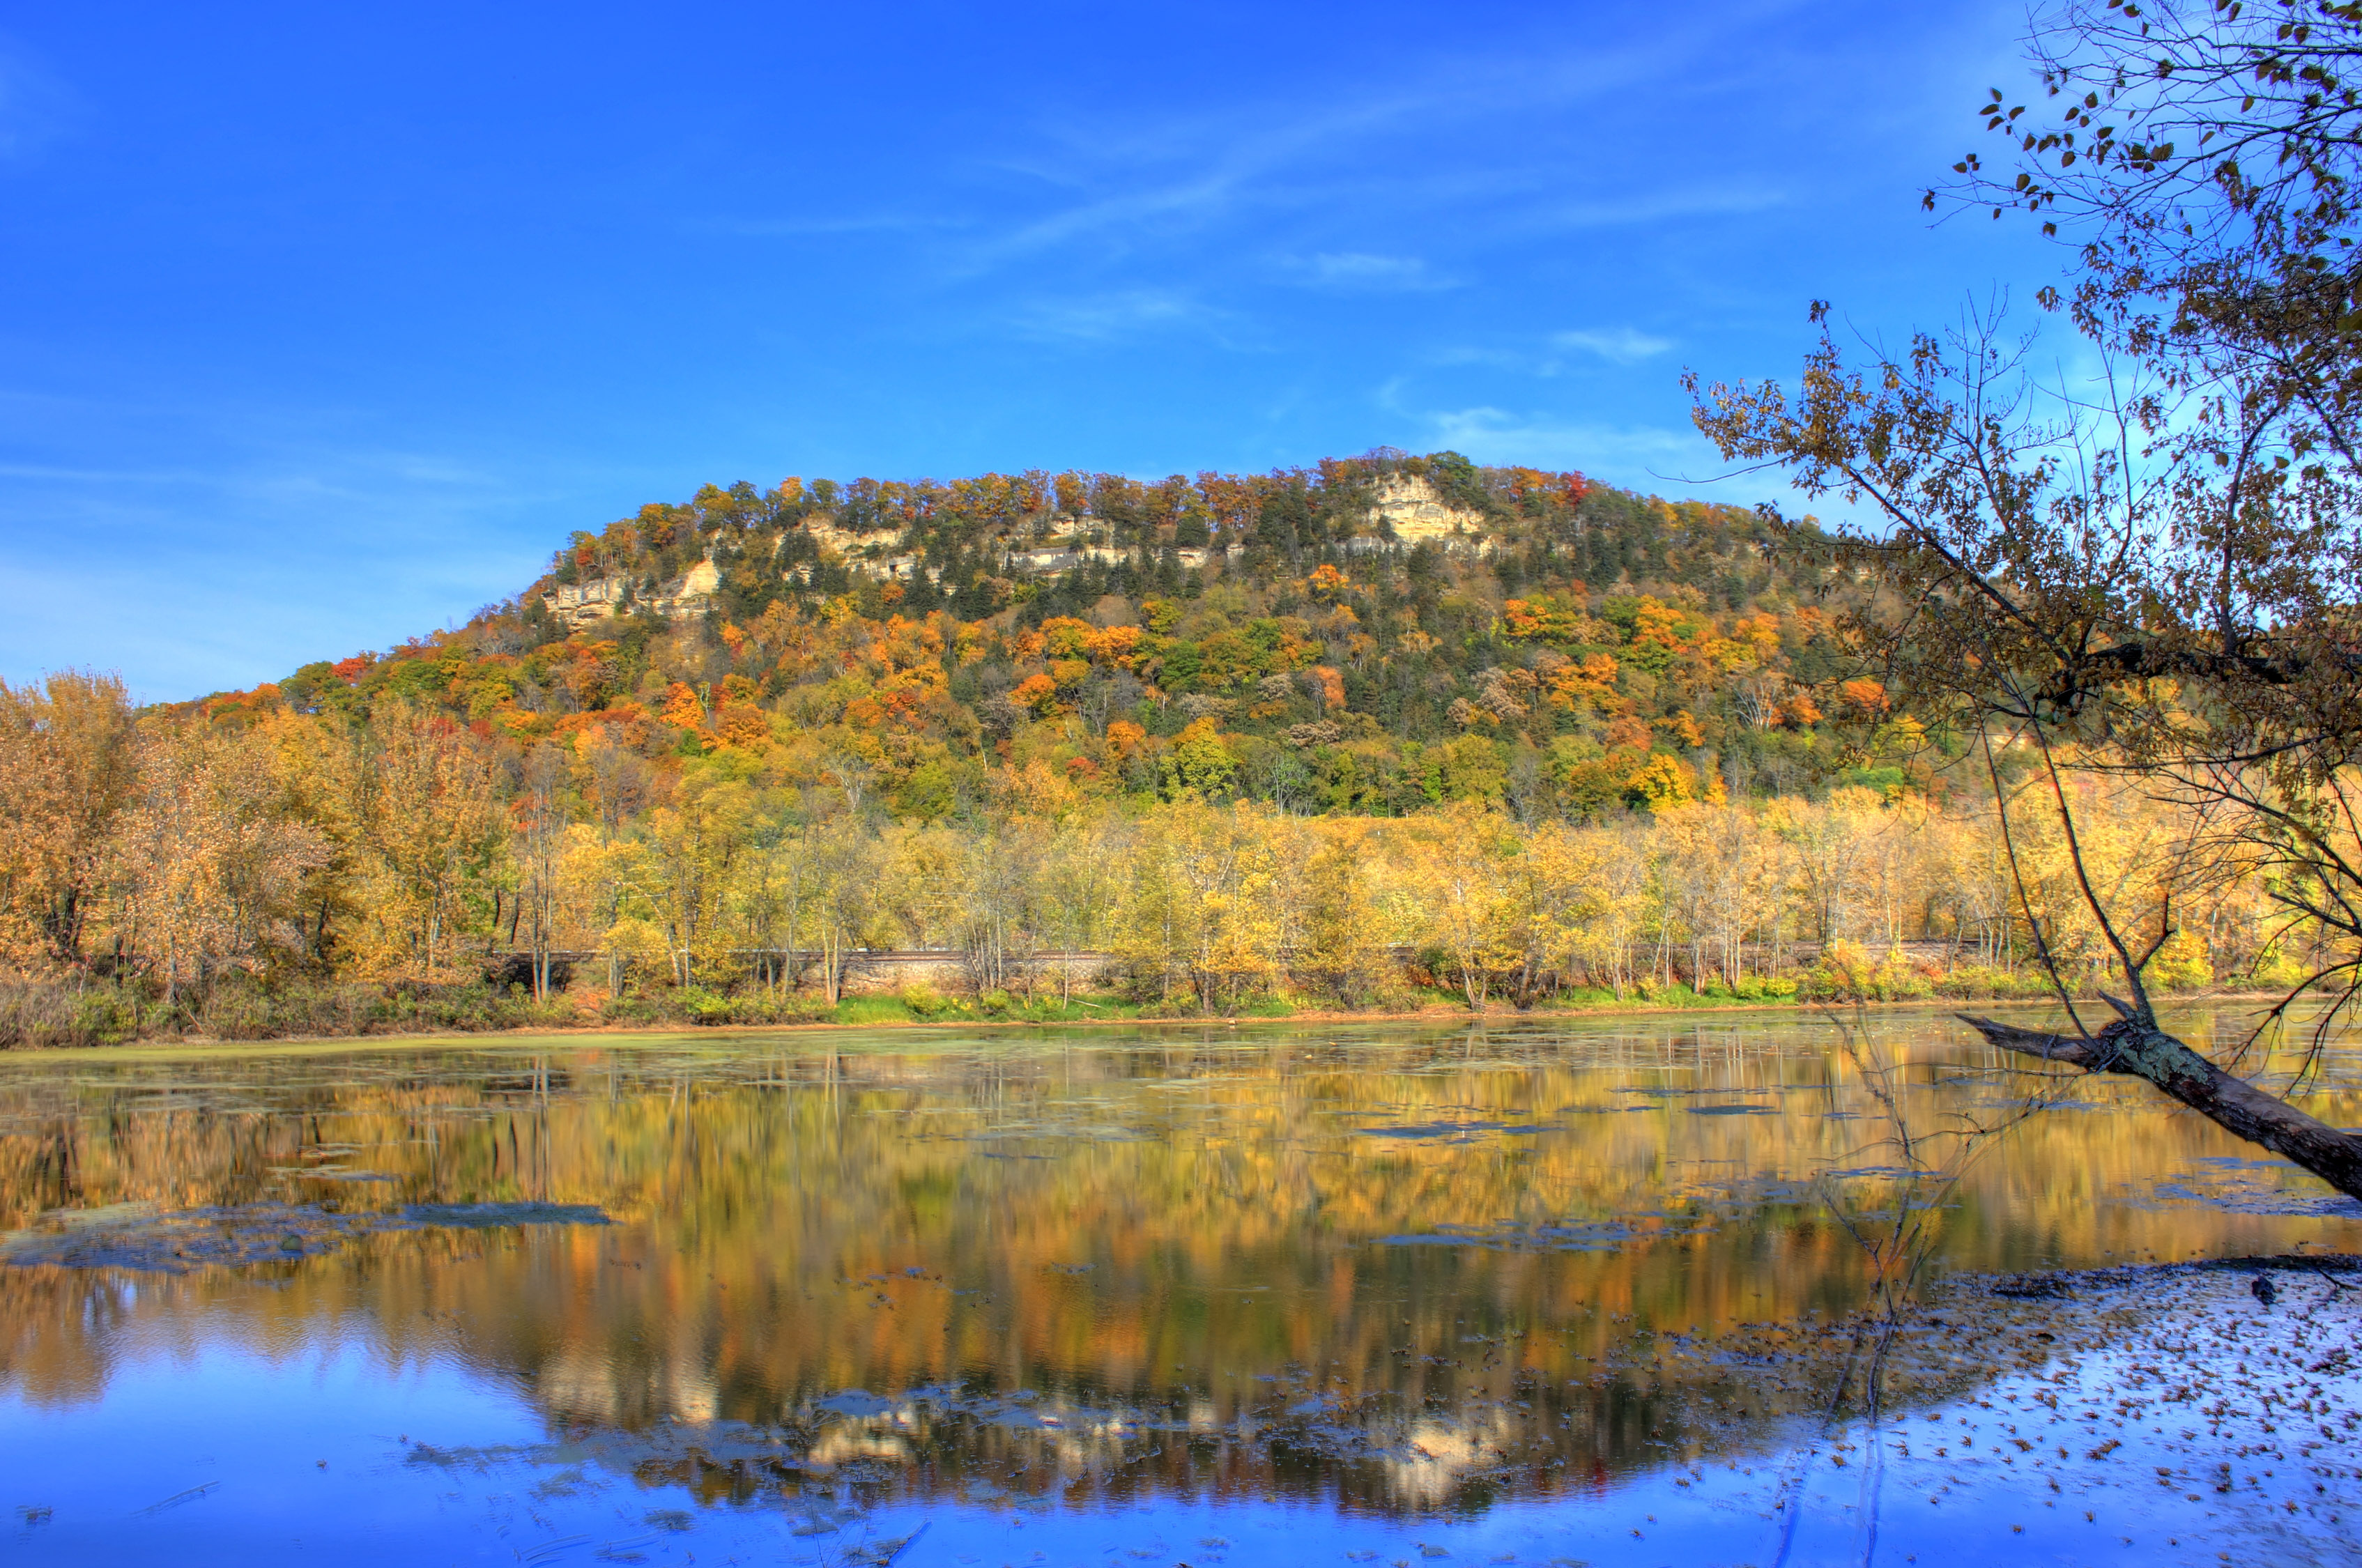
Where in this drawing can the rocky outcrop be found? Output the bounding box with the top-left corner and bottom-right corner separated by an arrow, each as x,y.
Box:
544,557 -> 721,629
546,576 -> 630,627
540,476 -> 1491,631
1370,475 -> 1487,545
1006,540 -> 1136,573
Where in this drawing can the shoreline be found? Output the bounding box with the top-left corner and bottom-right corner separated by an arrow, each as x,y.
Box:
0,988 -> 2305,1059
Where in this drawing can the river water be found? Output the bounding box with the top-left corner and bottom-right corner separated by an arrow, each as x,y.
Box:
3,1008 -> 2361,1565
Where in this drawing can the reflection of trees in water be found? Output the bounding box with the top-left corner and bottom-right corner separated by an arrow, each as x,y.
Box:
1,1020 -> 2357,1510
583,1378 -> 1721,1516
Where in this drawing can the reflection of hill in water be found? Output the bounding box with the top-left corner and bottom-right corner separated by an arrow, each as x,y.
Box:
1,1015 -> 2358,1513
401,1312 -> 2017,1521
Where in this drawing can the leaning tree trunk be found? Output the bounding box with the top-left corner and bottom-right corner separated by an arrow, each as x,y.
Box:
1961,998 -> 2362,1201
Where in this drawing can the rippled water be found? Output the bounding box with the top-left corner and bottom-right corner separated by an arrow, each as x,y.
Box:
3,1008 -> 2359,1565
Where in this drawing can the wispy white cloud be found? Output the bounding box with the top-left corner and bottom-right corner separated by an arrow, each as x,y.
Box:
960,167 -> 1245,267
1287,252 -> 1457,292
1427,346 -> 1530,374
946,16 -> 1758,276
1551,327 -> 1675,364
1423,404 -> 1715,482
1004,288 -> 1232,344
1427,326 -> 1675,378
1514,183 -> 1788,234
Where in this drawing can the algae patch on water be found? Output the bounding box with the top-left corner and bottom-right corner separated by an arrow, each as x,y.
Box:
0,1199 -> 611,1271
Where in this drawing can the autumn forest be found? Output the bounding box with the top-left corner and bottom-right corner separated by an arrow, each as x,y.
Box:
0,450 -> 2310,1045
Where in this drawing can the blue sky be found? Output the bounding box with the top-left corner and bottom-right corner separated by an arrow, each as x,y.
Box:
0,1 -> 2057,699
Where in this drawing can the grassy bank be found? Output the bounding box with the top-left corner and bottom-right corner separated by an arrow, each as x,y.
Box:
0,958 -> 2262,1050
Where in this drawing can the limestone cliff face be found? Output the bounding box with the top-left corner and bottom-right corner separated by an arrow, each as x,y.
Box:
1370,475 -> 1486,545
544,557 -> 720,629
540,474 -> 1491,630
544,576 -> 629,626
674,558 -> 720,604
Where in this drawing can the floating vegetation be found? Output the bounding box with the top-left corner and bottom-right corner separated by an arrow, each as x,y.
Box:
2149,1160 -> 2362,1217
1354,1121 -> 1551,1142
1376,1220 -> 1650,1252
0,1199 -> 611,1272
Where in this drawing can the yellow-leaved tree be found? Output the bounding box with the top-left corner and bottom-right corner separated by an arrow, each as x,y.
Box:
1291,820 -> 1390,1004
328,702 -> 505,980
0,672 -> 139,971
120,720 -> 328,1003
1395,803 -> 1519,1008
1112,801 -> 1284,1012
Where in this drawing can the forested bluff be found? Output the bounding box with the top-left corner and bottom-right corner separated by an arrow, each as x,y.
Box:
0,449 -> 2293,1045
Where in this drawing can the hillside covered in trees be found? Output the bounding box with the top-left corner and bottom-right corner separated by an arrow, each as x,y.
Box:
251,448 -> 1913,816
0,451 -> 2300,1045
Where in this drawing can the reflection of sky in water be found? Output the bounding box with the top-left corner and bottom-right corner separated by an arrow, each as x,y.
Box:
2,1010 -> 2361,1562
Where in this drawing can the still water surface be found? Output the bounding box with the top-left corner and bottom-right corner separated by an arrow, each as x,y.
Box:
2,1009 -> 2358,1565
